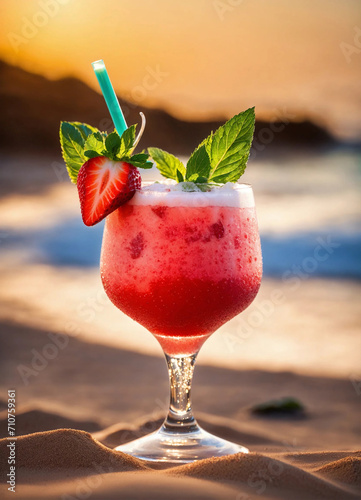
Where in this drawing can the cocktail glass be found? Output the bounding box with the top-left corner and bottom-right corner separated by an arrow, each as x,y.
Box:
100,182 -> 262,463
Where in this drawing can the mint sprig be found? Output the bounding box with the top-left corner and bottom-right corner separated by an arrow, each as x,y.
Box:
148,107 -> 255,184
60,122 -> 152,184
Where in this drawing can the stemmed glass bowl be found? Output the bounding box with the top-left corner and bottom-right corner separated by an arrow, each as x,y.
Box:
100,181 -> 262,463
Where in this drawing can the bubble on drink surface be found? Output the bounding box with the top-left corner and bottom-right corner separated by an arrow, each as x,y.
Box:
130,182 -> 255,208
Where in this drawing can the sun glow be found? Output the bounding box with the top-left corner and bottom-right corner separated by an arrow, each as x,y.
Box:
0,0 -> 360,138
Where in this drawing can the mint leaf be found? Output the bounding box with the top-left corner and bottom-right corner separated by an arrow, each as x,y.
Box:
187,173 -> 199,182
101,125 -> 138,160
119,124 -> 137,157
148,147 -> 186,181
105,131 -> 121,158
130,153 -> 148,163
176,169 -> 184,182
119,153 -> 152,169
59,121 -> 146,183
186,136 -> 212,181
59,122 -> 87,183
147,108 -> 255,184
187,173 -> 209,184
128,159 -> 153,169
128,153 -> 151,166
207,107 -> 255,183
84,150 -> 101,159
131,161 -> 153,169
72,122 -> 99,141
196,176 -> 209,183
125,153 -> 152,169
84,131 -> 104,154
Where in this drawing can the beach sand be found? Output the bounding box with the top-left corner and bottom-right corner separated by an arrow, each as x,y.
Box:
0,402 -> 360,499
0,318 -> 360,499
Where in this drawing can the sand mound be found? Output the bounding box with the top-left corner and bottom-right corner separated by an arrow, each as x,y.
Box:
10,473 -> 240,500
0,417 -> 359,499
94,414 -> 165,449
316,456 -> 361,487
169,453 -> 357,499
0,429 -> 146,482
0,408 -> 101,438
282,450 -> 361,469
95,411 -> 280,449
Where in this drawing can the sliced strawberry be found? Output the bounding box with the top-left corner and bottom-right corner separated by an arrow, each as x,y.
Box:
77,157 -> 141,226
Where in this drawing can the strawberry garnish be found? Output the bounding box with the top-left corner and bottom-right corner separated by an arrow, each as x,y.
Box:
77,156 -> 141,226
60,121 -> 152,225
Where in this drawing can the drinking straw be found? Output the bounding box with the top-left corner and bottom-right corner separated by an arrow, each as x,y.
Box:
91,59 -> 127,135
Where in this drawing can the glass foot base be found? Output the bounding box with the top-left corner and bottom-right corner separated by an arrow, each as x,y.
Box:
115,424 -> 248,464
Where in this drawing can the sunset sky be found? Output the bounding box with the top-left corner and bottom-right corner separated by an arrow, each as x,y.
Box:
1,0 -> 360,139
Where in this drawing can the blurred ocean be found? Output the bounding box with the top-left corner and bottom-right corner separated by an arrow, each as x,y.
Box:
0,148 -> 360,378
1,148 -> 360,280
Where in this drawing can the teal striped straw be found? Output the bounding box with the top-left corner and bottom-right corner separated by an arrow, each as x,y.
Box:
91,59 -> 127,135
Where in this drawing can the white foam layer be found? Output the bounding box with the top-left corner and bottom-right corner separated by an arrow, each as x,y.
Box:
129,182 -> 255,208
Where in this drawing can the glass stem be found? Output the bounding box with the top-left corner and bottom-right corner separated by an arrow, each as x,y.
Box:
162,352 -> 199,433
